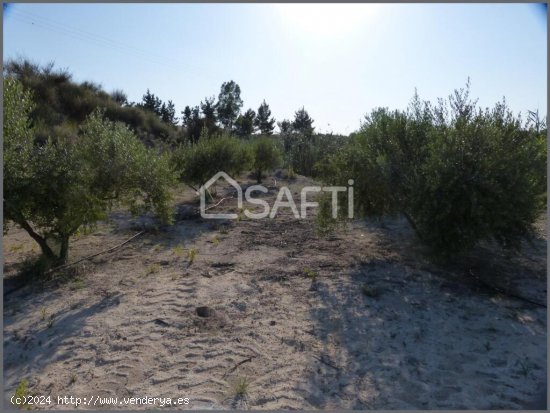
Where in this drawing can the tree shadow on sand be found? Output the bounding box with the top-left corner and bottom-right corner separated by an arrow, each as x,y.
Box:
305,220 -> 547,409
4,292 -> 122,393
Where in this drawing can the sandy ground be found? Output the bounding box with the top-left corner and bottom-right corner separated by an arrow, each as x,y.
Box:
3,172 -> 547,410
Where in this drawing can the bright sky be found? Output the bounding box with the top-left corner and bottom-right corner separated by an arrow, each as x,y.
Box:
3,3 -> 547,134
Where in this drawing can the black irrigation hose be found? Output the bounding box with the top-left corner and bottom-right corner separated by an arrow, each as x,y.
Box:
43,230 -> 146,276
4,231 -> 146,297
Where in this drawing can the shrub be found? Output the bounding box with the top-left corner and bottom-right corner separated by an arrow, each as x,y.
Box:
187,248 -> 198,264
110,89 -> 128,105
172,130 -> 251,190
250,137 -> 282,183
321,83 -> 546,256
315,192 -> 343,235
283,132 -> 348,177
303,266 -> 318,281
12,378 -> 31,409
234,377 -> 250,396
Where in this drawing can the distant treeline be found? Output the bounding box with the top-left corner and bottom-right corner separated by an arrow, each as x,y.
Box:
3,58 -> 345,151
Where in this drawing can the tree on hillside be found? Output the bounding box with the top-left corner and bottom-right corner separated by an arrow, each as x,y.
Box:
234,108 -> 256,137
255,100 -> 276,135
4,79 -> 176,266
200,96 -> 218,135
141,90 -> 178,126
141,89 -> 162,115
182,105 -> 202,144
160,100 -> 178,126
278,119 -> 292,134
292,107 -> 314,136
278,119 -> 294,154
182,106 -> 193,124
216,80 -> 243,130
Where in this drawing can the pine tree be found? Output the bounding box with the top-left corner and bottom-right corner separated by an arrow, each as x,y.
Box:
141,89 -> 162,116
278,119 -> 292,134
234,108 -> 256,137
200,96 -> 218,134
254,100 -> 276,135
182,105 -> 202,144
292,107 -> 314,136
160,100 -> 178,125
182,106 -> 192,125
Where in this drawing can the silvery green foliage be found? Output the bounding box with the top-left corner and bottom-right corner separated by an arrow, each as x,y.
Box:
172,131 -> 251,189
4,82 -> 176,265
321,83 -> 546,256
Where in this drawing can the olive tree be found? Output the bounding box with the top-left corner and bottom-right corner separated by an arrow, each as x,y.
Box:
320,83 -> 546,256
4,78 -> 176,266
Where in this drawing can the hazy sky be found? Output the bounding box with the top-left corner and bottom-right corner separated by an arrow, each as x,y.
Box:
3,3 -> 547,134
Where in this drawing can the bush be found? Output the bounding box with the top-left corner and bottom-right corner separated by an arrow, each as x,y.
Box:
283,132 -> 348,177
315,192 -> 342,235
4,80 -> 177,266
320,84 -> 546,256
250,136 -> 282,183
172,130 -> 252,190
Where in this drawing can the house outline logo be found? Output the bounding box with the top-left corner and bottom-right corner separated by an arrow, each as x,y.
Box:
200,171 -> 243,219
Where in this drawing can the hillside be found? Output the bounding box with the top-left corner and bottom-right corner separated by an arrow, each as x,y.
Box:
4,59 -> 182,147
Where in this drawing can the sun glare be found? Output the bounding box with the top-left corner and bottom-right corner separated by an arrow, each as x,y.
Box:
274,3 -> 380,38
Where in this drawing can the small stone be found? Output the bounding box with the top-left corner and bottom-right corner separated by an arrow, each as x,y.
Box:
196,306 -> 214,318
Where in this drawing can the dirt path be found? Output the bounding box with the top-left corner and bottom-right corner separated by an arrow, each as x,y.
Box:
3,174 -> 547,409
